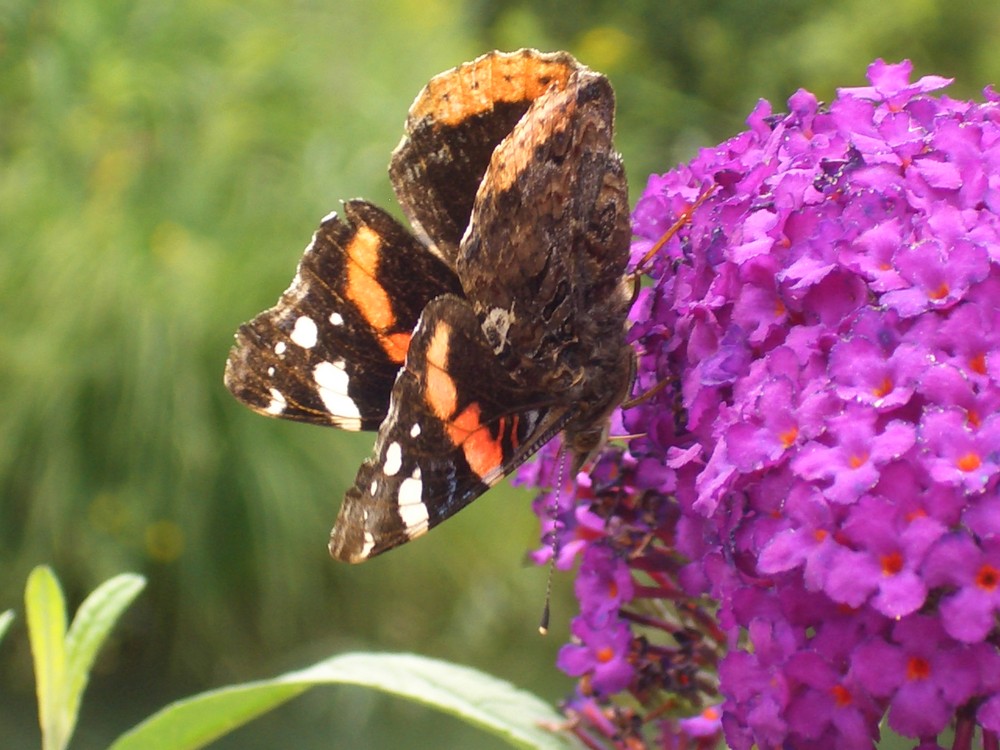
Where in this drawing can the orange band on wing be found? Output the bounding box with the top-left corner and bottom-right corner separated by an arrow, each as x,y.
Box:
380,331 -> 411,365
412,53 -> 577,127
448,403 -> 504,479
345,224 -> 412,362
345,225 -> 394,329
422,319 -> 514,479
425,322 -> 457,419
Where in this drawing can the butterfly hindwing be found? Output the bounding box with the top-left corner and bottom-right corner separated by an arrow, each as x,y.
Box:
224,200 -> 462,430
329,294 -> 569,562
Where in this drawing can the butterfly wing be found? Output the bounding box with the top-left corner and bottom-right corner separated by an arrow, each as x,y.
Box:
224,200 -> 463,431
458,67 -> 631,370
455,65 -> 634,467
329,294 -> 569,562
389,49 -> 584,263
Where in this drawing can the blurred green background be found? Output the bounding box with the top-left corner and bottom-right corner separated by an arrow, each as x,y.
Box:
2,0 -> 999,747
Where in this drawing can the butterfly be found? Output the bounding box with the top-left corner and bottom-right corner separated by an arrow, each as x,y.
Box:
224,49 -> 632,562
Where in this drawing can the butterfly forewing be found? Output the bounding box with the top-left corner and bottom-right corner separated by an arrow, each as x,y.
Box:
224,201 -> 462,430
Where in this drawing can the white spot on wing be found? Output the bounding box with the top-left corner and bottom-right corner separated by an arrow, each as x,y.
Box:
383,442 -> 402,476
398,473 -> 428,538
410,423 -> 421,438
313,360 -> 362,429
274,341 -> 287,356
360,530 -> 375,558
329,311 -> 344,326
265,388 -> 286,414
399,474 -> 422,504
370,479 -> 378,495
290,316 -> 319,349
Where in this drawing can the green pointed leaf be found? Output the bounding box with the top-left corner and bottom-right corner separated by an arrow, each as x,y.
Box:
111,652 -> 576,750
25,565 -> 71,750
109,678 -> 309,750
0,610 -> 14,645
64,573 -> 145,734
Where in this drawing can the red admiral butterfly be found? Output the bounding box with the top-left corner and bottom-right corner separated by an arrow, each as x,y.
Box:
224,49 -> 632,562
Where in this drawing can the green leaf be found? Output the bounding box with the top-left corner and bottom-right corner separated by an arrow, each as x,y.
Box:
64,573 -> 145,736
111,652 -> 576,750
25,565 -> 71,750
109,679 -> 309,750
0,609 -> 14,645
24,568 -> 146,750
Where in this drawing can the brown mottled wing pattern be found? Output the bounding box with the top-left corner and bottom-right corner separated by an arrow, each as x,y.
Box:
458,68 -> 633,464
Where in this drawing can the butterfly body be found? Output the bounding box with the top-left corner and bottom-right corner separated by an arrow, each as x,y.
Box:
224,49 -> 631,562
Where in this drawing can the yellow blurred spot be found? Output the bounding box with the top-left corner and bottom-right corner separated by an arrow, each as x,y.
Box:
145,520 -> 185,562
90,146 -> 140,200
491,7 -> 548,51
576,26 -> 634,71
399,0 -> 449,30
88,492 -> 131,534
149,221 -> 194,267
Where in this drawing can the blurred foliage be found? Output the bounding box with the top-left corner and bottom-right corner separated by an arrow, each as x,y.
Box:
1,0 -> 999,747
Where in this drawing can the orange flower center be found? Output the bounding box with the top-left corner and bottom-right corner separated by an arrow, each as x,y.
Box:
881,551 -> 903,575
957,452 -> 982,472
928,282 -> 950,301
779,425 -> 799,447
596,647 -> 615,664
872,376 -> 894,398
831,684 -> 853,707
907,656 -> 930,681
849,451 -> 869,469
976,564 -> 1000,591
970,352 -> 987,375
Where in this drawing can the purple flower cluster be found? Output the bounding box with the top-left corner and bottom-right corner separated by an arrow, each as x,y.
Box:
520,60 -> 1000,749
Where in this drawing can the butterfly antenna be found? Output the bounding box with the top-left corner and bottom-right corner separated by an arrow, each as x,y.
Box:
622,371 -> 674,409
538,570 -> 552,635
539,443 -> 569,635
633,183 -> 716,275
